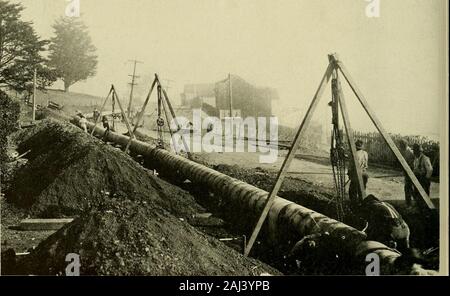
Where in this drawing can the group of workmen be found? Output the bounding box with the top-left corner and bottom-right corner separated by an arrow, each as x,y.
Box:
289,140 -> 435,271
349,139 -> 433,207
347,139 -> 433,254
76,109 -> 112,139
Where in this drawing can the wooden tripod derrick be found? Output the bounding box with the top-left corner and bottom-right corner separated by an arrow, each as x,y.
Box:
125,74 -> 193,160
90,85 -> 136,153
243,53 -> 435,257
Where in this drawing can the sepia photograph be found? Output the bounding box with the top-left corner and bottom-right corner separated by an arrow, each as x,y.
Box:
0,0 -> 448,279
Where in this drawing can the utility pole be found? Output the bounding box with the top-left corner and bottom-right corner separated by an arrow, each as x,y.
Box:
32,68 -> 37,122
228,73 -> 233,117
127,59 -> 143,118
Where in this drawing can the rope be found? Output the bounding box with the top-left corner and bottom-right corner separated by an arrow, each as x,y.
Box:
156,86 -> 164,148
161,95 -> 177,154
330,77 -> 347,221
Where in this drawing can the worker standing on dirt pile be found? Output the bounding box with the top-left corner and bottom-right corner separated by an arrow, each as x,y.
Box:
348,140 -> 369,206
399,140 -> 416,207
78,113 -> 88,133
102,115 -> 111,140
93,108 -> 100,122
412,143 -> 433,206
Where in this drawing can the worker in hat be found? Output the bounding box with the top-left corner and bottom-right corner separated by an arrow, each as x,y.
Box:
93,108 -> 100,122
79,114 -> 88,133
412,143 -> 433,204
399,140 -> 416,206
348,140 -> 369,206
102,115 -> 110,140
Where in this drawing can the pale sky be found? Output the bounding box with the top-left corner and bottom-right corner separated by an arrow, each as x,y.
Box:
14,0 -> 447,138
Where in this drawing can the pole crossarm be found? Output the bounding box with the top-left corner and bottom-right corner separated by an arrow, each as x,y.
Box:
127,59 -> 143,118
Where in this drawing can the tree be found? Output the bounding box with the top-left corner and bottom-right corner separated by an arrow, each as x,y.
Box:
0,0 -> 55,92
47,17 -> 98,92
0,90 -> 20,167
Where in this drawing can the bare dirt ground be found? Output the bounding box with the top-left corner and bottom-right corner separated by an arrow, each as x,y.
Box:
194,151 -> 440,205
1,197 -> 56,254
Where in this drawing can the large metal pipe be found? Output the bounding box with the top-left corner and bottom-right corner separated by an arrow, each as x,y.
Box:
73,116 -> 401,273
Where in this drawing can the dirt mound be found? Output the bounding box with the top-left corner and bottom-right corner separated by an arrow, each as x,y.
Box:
6,119 -> 202,218
16,199 -> 278,275
5,119 -> 279,275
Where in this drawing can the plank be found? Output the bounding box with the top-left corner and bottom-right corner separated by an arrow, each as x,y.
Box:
19,218 -> 74,231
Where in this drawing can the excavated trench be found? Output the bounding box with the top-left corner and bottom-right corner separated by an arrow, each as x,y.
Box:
199,164 -> 439,252
181,164 -> 439,274
172,179 -> 362,274
3,117 -> 438,275
73,116 -> 423,275
2,120 -> 279,275
94,121 -> 441,274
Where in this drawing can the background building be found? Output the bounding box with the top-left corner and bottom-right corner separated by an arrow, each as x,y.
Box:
181,74 -> 278,119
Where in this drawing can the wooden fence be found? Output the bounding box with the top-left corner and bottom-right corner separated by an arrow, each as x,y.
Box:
352,131 -> 440,176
